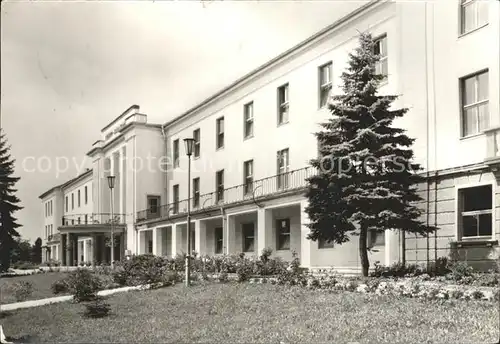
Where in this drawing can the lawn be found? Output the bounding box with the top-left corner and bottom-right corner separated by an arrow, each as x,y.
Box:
1,282 -> 498,343
0,272 -> 70,304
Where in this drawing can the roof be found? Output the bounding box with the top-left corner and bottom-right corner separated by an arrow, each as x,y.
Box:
101,104 -> 140,133
162,0 -> 382,130
39,169 -> 93,199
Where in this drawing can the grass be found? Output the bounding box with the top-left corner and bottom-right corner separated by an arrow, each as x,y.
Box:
1,282 -> 498,343
0,272 -> 71,304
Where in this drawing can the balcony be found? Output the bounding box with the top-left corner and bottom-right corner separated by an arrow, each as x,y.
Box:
47,233 -> 61,243
484,126 -> 500,179
61,213 -> 126,227
136,166 -> 318,223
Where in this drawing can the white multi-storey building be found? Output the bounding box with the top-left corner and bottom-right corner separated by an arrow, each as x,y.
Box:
41,0 -> 500,272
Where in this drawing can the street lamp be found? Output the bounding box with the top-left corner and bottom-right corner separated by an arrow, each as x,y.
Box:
107,175 -> 116,269
183,138 -> 195,287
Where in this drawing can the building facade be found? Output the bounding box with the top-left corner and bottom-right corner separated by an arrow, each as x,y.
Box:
41,0 -> 500,272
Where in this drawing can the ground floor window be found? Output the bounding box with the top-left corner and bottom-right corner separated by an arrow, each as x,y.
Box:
459,184 -> 493,238
318,237 -> 334,249
148,239 -> 153,254
276,218 -> 290,250
242,223 -> 255,252
215,227 -> 223,254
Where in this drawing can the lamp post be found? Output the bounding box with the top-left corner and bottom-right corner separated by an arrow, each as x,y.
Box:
183,138 -> 195,287
107,175 -> 116,269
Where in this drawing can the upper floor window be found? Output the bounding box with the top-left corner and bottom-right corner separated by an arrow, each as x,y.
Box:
461,70 -> 489,137
77,190 -> 81,207
216,169 -> 224,203
216,117 -> 224,149
244,160 -> 254,196
276,218 -> 290,250
45,203 -> 48,217
459,184 -> 492,238
172,184 -> 179,215
71,193 -> 74,210
193,129 -> 201,158
277,148 -> 290,190
461,0 -> 488,34
84,186 -> 88,204
193,177 -> 200,208
319,62 -> 332,108
277,83 -> 289,125
173,139 -> 180,168
65,196 -> 68,212
147,195 -> 160,218
374,35 -> 388,80
244,102 -> 254,139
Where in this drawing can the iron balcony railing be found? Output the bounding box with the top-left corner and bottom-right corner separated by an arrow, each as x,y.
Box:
136,166 -> 318,223
61,213 -> 126,226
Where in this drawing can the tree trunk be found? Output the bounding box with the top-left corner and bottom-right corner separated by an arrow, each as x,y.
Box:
359,226 -> 369,277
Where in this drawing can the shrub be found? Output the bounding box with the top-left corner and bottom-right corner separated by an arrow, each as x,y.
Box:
471,290 -> 484,300
448,261 -> 474,281
218,271 -> 228,283
472,273 -> 499,287
9,281 -> 34,302
450,289 -> 464,299
51,279 -> 70,294
370,261 -> 422,278
236,257 -> 253,282
83,297 -> 111,318
66,269 -> 102,302
113,255 -> 170,286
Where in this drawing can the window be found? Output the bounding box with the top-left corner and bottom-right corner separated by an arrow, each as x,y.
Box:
78,217 -> 81,224
368,229 -> 385,247
173,139 -> 180,168
277,148 -> 290,189
459,185 -> 493,238
84,186 -> 88,204
244,102 -> 254,138
148,240 -> 153,254
172,184 -> 179,214
45,203 -> 47,217
242,223 -> 255,252
277,84 -> 289,125
374,35 -> 388,80
216,170 -> 224,203
193,177 -> 200,208
276,219 -> 291,250
84,214 -> 88,224
215,227 -> 223,254
461,70 -> 489,137
319,62 -> 332,107
319,237 -> 334,249
50,225 -> 53,236
244,160 -> 254,195
71,193 -> 74,210
147,195 -> 161,219
216,117 -> 224,149
78,190 -> 81,207
65,196 -> 68,212
461,0 -> 488,34
193,129 -> 201,158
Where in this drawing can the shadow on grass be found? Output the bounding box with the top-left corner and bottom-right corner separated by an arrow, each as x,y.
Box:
5,334 -> 36,343
0,312 -> 13,319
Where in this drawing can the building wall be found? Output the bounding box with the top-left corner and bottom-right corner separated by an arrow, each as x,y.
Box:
62,173 -> 93,225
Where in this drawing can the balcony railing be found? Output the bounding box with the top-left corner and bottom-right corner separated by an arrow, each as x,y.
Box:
484,126 -> 500,162
61,213 -> 126,226
136,166 -> 318,223
47,233 -> 61,242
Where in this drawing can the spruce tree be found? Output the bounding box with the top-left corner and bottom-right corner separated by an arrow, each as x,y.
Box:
305,32 -> 436,276
32,237 -> 43,264
0,129 -> 22,271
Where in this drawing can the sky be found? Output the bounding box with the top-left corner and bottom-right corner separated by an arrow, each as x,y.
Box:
1,0 -> 367,243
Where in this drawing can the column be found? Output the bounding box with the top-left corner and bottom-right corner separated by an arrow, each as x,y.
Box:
61,234 -> 67,266
385,229 -> 401,266
92,234 -> 99,266
66,234 -> 72,266
171,224 -> 183,257
224,215 -> 236,255
72,235 -> 78,266
300,200 -> 314,268
257,208 -> 273,255
152,228 -> 158,255
195,220 -> 207,256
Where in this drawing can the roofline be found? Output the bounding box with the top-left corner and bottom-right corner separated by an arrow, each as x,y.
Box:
162,0 -> 383,130
38,185 -> 63,200
101,104 -> 140,133
60,169 -> 93,190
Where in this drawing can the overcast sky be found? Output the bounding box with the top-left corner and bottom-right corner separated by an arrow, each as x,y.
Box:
1,0 -> 367,242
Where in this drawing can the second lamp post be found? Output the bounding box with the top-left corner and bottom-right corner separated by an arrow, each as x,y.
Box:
183,137 -> 195,287
107,175 -> 116,269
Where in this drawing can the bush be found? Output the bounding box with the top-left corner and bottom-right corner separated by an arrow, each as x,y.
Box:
9,281 -> 34,302
113,255 -> 170,286
51,279 -> 70,294
11,261 -> 39,270
83,297 -> 111,318
448,261 -> 474,281
66,269 -> 102,302
427,256 -> 450,276
370,261 -> 423,278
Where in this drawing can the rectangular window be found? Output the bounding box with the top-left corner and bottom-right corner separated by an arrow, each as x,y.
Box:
215,227 -> 223,254
147,195 -> 161,219
244,102 -> 254,138
216,117 -> 224,149
193,129 -> 201,158
276,219 -> 291,250
65,196 -> 68,212
459,184 -> 493,238
45,203 -> 47,217
172,184 -> 179,215
319,237 -> 334,249
148,240 -> 153,254
319,62 -> 332,107
244,160 -> 254,196
461,70 -> 489,137
242,223 -> 255,252
374,35 -> 388,80
84,186 -> 88,204
193,177 -> 200,208
277,148 -> 290,189
71,193 -> 74,210
216,170 -> 224,203
277,84 -> 289,125
173,139 -> 180,168
461,0 -> 488,34
368,229 -> 386,247
78,190 -> 81,207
